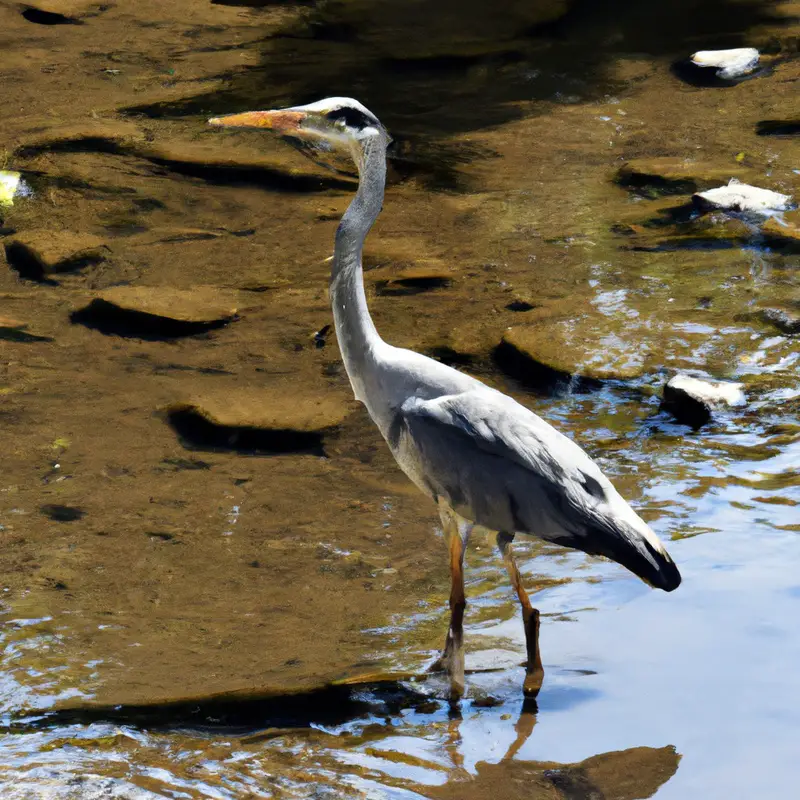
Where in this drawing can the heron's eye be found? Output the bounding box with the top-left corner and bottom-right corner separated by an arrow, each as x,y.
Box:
324,107 -> 374,129
579,472 -> 606,501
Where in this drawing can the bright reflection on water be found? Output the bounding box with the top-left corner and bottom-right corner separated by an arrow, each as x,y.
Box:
1,0 -> 799,796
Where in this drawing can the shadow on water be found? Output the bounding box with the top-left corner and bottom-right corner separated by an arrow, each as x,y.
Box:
120,0 -> 791,190
6,680 -> 431,736
5,679 -> 681,798
2,0 -> 798,796
124,0 -> 789,129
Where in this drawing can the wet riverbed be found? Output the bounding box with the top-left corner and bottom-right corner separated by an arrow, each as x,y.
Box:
1,0 -> 799,796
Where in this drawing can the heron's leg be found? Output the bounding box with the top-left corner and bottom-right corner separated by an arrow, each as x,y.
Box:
496,532 -> 544,697
428,499 -> 472,699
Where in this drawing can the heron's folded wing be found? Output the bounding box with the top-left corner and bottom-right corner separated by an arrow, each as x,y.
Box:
398,390 -> 603,536
400,390 -> 588,486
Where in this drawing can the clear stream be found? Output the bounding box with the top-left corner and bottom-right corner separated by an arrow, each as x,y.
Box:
0,0 -> 798,797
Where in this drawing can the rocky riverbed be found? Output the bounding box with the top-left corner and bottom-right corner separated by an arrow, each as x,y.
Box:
0,0 -> 798,797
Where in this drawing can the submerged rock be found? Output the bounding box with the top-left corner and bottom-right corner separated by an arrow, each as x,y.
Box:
369,264 -> 452,296
758,307 -> 800,335
691,48 -> 760,79
0,315 -> 53,342
756,119 -> 800,137
5,230 -> 108,279
72,286 -> 240,339
312,0 -> 572,59
762,211 -> 800,249
661,374 -> 746,428
95,285 -> 238,322
136,140 -> 351,192
496,323 -> 645,390
22,0 -> 106,18
615,158 -> 747,195
618,216 -> 754,252
693,179 -> 792,215
166,388 -> 354,453
15,120 -> 145,157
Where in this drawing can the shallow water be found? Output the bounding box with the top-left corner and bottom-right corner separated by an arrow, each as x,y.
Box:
0,0 -> 799,797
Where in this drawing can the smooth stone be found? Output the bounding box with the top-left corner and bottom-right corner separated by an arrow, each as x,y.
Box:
661,374 -> 746,428
617,217 -> 754,251
369,263 -> 452,294
168,388 -> 353,433
693,179 -> 793,214
91,286 -> 240,325
756,119 -> 800,137
137,140 -> 344,186
24,0 -> 105,16
758,307 -> 800,335
762,211 -> 800,246
615,159 -> 748,193
0,315 -> 52,342
16,121 -> 145,156
5,230 -> 108,277
691,48 -> 760,79
498,323 -> 645,387
368,263 -> 451,283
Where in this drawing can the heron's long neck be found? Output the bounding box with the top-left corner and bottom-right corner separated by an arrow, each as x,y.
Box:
330,135 -> 386,401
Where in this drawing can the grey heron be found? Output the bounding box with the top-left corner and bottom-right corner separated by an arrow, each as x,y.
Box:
209,98 -> 681,699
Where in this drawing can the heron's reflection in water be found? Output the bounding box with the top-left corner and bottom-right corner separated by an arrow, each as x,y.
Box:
19,677 -> 680,798
417,699 -> 679,799
334,686 -> 680,799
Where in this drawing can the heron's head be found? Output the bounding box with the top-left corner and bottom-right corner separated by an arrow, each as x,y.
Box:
209,97 -> 389,175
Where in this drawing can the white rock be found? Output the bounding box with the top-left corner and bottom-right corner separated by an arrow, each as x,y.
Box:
691,47 -> 759,79
662,374 -> 746,428
693,179 -> 792,214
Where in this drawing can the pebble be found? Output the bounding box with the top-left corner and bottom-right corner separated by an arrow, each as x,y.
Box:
756,119 -> 800,137
22,0 -> 108,18
690,48 -> 760,80
693,179 -> 793,215
0,315 -> 52,342
661,374 -> 746,428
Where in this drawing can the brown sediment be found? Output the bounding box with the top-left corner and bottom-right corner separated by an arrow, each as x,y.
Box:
0,0 -> 798,796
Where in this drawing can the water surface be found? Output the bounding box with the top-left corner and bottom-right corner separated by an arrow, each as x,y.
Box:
0,0 -> 798,796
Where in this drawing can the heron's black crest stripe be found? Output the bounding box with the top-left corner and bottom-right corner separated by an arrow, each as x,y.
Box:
325,107 -> 375,129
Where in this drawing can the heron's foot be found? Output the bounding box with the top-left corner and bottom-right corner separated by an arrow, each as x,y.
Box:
427,631 -> 465,700
523,665 -> 545,698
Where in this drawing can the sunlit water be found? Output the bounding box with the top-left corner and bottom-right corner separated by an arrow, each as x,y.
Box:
1,0 -> 799,796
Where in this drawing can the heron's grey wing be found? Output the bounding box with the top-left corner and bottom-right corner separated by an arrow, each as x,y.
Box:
397,389 -> 596,539
397,390 -> 681,591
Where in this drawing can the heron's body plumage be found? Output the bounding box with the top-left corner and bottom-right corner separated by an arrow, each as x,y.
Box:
210,96 -> 681,698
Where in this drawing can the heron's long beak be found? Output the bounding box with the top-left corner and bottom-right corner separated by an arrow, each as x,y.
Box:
208,109 -> 307,133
